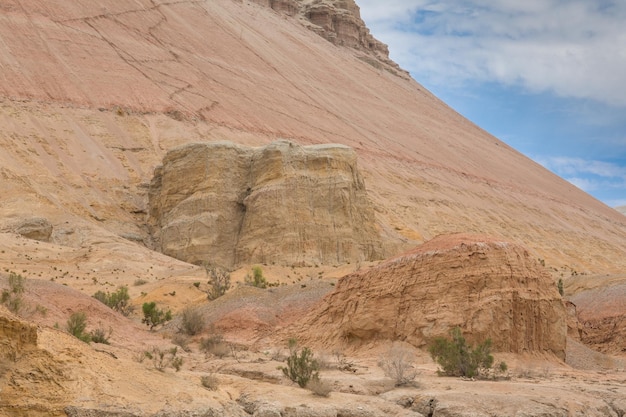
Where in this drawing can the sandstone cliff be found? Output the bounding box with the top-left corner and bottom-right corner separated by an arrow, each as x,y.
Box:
294,234 -> 567,359
248,0 -> 404,75
148,140 -> 382,267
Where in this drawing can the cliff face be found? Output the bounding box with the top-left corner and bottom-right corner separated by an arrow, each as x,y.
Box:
250,0 -> 400,74
148,140 -> 382,267
295,234 -> 567,359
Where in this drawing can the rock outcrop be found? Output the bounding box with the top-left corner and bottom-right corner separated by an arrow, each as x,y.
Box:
250,0 -> 406,76
13,217 -> 53,242
295,234 -> 567,359
148,140 -> 382,268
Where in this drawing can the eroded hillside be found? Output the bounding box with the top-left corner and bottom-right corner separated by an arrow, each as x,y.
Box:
2,1 -> 626,416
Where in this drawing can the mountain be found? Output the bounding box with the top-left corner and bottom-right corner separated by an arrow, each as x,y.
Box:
1,0 -> 625,275
2,1 -> 626,416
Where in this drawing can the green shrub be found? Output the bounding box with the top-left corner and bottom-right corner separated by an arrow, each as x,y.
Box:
245,266 -> 267,289
141,302 -> 172,330
67,312 -> 91,343
428,327 -> 494,378
1,272 -> 25,314
557,278 -> 564,296
281,340 -> 320,388
144,346 -> 183,372
93,286 -> 132,316
180,306 -> 205,336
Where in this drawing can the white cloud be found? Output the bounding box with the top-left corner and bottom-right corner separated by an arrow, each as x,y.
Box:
358,0 -> 626,106
535,156 -> 626,196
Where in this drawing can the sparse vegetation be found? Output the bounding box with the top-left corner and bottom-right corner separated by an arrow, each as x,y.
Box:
66,312 -> 91,343
201,374 -> 219,390
1,272 -> 25,314
557,278 -> 564,297
180,306 -> 205,336
144,346 -> 183,372
428,327 -> 496,378
141,302 -> 172,330
307,376 -> 332,397
90,324 -> 112,344
245,266 -> 267,289
204,263 -> 231,300
200,332 -> 230,358
171,333 -> 191,352
281,339 -> 320,388
93,286 -> 132,316
378,344 -> 418,386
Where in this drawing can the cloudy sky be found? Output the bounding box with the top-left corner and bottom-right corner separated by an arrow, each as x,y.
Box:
358,0 -> 626,208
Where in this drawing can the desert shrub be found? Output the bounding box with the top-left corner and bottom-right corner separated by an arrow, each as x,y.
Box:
180,306 -> 205,336
428,327 -> 494,378
281,340 -> 320,388
378,344 -> 418,386
204,263 -> 230,300
141,302 -> 172,330
90,325 -> 112,344
144,346 -> 183,372
557,278 -> 564,296
245,266 -> 267,289
307,376 -> 332,397
201,374 -> 219,390
200,333 -> 230,358
66,312 -> 91,343
1,272 -> 25,314
171,333 -> 191,352
93,286 -> 132,316
134,278 -> 148,286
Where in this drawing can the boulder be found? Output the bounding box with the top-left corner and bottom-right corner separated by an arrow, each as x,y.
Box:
148,140 -> 382,267
294,234 -> 567,359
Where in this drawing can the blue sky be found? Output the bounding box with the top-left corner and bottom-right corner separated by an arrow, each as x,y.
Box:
358,0 -> 626,208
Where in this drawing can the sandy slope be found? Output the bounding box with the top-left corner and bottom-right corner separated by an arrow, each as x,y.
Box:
0,0 -> 625,277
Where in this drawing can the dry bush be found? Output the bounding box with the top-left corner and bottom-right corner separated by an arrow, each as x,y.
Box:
200,333 -> 230,358
204,263 -> 231,300
145,346 -> 183,372
378,344 -> 418,386
180,306 -> 205,336
307,376 -> 332,397
90,324 -> 112,344
201,374 -> 219,391
171,333 -> 191,352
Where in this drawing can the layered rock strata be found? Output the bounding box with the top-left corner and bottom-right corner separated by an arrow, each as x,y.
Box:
295,234 -> 567,359
250,0 -> 405,75
148,140 -> 382,267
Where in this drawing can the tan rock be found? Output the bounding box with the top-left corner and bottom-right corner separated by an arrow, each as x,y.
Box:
13,217 -> 53,242
294,234 -> 567,359
148,140 -> 382,267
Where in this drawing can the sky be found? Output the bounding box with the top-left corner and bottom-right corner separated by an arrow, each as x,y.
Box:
357,0 -> 626,208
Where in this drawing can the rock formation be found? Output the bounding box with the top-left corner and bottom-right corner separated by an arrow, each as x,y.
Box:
250,0 -> 406,76
148,140 -> 382,267
295,234 -> 567,359
13,217 -> 53,242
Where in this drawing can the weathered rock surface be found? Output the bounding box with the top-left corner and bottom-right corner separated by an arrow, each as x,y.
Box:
148,140 -> 382,267
248,0 -> 403,75
295,234 -> 567,358
13,217 -> 53,242
567,274 -> 626,354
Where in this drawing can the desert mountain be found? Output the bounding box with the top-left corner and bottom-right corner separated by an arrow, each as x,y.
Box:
0,0 -> 625,275
2,0 -> 626,416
